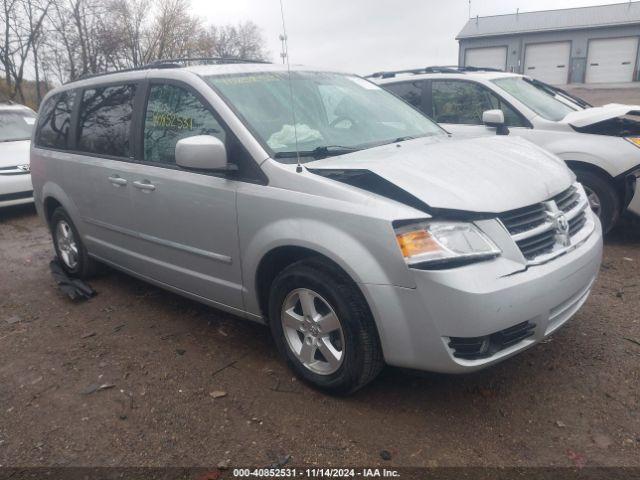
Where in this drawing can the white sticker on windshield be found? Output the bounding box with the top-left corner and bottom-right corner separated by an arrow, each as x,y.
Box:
24,117 -> 35,125
347,76 -> 381,90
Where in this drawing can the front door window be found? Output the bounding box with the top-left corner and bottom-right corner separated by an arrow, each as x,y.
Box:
143,84 -> 226,165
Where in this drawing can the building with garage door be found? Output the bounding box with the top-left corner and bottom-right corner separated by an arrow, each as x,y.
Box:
457,2 -> 640,84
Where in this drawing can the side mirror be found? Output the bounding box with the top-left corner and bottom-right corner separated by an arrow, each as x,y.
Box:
175,135 -> 232,171
482,109 -> 509,136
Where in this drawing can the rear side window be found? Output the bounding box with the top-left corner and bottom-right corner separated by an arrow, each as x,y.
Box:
77,84 -> 136,158
36,91 -> 75,149
384,81 -> 425,109
143,84 -> 225,164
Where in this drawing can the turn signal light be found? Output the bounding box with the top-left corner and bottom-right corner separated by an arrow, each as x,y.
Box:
395,229 -> 440,258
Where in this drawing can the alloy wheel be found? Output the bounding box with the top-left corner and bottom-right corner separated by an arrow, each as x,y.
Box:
55,220 -> 79,269
280,288 -> 345,375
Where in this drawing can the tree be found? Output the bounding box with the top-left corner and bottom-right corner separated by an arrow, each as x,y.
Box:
1,0 -> 271,104
203,21 -> 268,61
0,0 -> 51,102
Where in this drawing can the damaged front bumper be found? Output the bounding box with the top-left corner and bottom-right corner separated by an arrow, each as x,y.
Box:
618,166 -> 640,217
360,218 -> 603,373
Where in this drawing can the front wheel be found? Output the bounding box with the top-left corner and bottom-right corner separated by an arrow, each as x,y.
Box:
268,259 -> 384,394
575,169 -> 620,234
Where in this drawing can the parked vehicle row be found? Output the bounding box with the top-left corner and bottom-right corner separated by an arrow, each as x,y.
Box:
29,61 -> 603,393
371,66 -> 640,233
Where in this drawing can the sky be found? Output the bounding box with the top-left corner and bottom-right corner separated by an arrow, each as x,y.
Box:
190,0 -> 630,75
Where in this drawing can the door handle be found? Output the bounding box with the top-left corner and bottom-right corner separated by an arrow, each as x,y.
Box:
132,180 -> 156,192
108,175 -> 127,187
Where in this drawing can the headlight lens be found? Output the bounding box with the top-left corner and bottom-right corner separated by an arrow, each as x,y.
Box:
394,221 -> 501,268
625,137 -> 640,148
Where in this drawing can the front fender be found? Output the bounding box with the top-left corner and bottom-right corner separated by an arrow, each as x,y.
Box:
241,217 -> 414,316
545,135 -> 640,177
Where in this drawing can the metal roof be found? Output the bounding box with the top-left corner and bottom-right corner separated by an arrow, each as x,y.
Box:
457,1 -> 640,39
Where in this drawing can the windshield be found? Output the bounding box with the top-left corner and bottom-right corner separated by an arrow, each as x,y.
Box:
492,77 -> 576,122
205,71 -> 444,162
0,110 -> 36,142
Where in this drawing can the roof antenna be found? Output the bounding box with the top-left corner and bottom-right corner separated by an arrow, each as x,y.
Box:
279,0 -> 302,173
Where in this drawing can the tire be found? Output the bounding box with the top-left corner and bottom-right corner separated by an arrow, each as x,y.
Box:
574,169 -> 620,234
268,258 -> 384,395
50,207 -> 98,279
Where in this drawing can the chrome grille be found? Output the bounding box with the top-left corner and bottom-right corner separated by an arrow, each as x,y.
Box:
552,185 -> 581,213
498,204 -> 547,234
498,184 -> 592,264
0,165 -> 30,175
516,229 -> 556,260
569,211 -> 587,235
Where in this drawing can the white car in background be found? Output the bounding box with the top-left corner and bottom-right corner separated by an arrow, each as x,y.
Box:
371,67 -> 640,232
0,102 -> 36,207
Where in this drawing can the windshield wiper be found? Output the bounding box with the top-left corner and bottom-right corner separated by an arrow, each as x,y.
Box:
274,145 -> 361,159
0,138 -> 29,143
527,78 -> 592,109
373,134 -> 425,148
392,135 -> 416,143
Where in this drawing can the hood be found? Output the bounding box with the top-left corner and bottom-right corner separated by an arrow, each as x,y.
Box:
0,139 -> 30,169
307,135 -> 573,213
561,103 -> 640,128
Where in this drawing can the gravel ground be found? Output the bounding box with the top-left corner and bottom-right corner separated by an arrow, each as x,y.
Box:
1,88 -> 639,469
564,85 -> 640,107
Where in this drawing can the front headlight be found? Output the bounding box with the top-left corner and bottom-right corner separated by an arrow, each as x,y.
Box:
394,221 -> 501,268
625,137 -> 640,148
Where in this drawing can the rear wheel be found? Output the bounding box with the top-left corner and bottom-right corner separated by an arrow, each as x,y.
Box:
574,169 -> 620,234
268,259 -> 384,394
51,207 -> 98,278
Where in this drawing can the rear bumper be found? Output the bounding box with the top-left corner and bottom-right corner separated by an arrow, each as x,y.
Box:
361,219 -> 603,373
0,173 -> 33,208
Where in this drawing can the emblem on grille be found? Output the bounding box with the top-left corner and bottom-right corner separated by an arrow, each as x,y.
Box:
552,211 -> 571,247
544,200 -> 571,247
16,164 -> 30,173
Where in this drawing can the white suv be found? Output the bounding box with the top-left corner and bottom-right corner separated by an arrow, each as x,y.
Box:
372,67 -> 640,232
0,102 -> 36,207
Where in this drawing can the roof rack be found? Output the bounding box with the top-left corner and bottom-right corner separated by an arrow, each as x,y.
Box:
366,65 -> 503,79
66,57 -> 270,84
147,57 -> 270,68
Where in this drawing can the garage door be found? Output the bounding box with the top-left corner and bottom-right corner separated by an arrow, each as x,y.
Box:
524,42 -> 571,85
464,47 -> 507,71
586,37 -> 639,83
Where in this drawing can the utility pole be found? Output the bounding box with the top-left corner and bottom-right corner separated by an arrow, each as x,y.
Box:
279,34 -> 287,64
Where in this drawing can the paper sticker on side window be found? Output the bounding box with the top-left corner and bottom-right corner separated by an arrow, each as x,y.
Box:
151,111 -> 193,130
347,76 -> 381,90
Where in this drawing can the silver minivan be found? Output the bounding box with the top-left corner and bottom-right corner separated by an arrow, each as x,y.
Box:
31,60 -> 603,393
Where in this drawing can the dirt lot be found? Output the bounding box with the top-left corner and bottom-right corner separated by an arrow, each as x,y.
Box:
1,89 -> 640,470
565,85 -> 640,107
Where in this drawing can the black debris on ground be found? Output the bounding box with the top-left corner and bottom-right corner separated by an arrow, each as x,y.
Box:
49,259 -> 97,302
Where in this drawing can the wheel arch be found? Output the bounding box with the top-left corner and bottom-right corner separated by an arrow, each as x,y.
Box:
254,245 -> 365,322
565,160 -> 625,205
41,182 -> 83,232
43,197 -> 63,227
